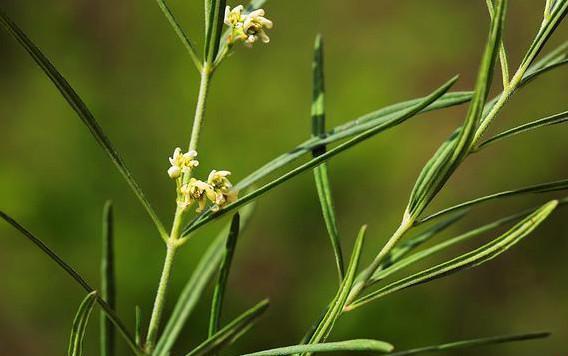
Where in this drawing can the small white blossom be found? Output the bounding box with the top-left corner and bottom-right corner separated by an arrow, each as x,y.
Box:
207,170 -> 238,211
167,165 -> 182,179
224,5 -> 273,47
167,147 -> 199,179
180,178 -> 216,212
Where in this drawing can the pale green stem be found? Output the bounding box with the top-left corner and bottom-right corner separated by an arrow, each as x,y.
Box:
189,63 -> 213,152
473,60 -> 530,146
145,218 -> 180,351
145,59 -> 214,351
485,0 -> 510,88
474,6 -> 557,144
346,214 -> 413,305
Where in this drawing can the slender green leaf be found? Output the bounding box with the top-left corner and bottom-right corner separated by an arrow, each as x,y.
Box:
154,205 -> 255,356
311,34 -> 345,283
209,213 -> 240,337
302,226 -> 366,354
378,210 -> 468,272
0,10 -> 167,240
485,0 -> 510,87
180,77 -> 458,239
475,110 -> 568,150
519,0 -> 568,69
235,91 -> 471,194
204,0 -> 227,63
186,299 -> 269,356
406,0 -> 506,218
371,204 -> 558,285
100,202 -> 116,356
231,40 -> 566,198
135,306 -> 142,347
68,291 -> 98,356
243,339 -> 394,355
347,200 -> 557,310
299,306 -> 329,345
520,41 -> 568,87
154,0 -> 202,70
387,332 -> 550,356
233,38 -> 568,197
419,178 -> 568,224
0,211 -> 142,355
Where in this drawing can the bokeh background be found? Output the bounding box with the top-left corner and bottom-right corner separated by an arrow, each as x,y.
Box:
1,0 -> 567,355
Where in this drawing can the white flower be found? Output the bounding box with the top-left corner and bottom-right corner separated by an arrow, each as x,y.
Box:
167,165 -> 182,179
224,5 -> 245,26
167,147 -> 199,179
224,5 -> 273,47
207,170 -> 238,211
180,178 -> 216,212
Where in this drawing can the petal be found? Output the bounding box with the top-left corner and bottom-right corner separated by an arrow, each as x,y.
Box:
259,17 -> 273,29
248,9 -> 265,18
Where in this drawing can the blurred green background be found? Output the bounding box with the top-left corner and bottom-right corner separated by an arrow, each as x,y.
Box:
1,0 -> 567,355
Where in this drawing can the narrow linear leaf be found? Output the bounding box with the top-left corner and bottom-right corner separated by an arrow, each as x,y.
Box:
190,40 -> 564,239
520,41 -> 568,87
209,213 -> 240,336
419,178 -> 568,224
0,10 -> 167,240
299,306 -> 329,345
520,0 -> 568,69
407,0 -> 506,218
475,110 -> 568,150
485,0 -> 510,86
186,299 -> 269,356
234,39 -> 567,197
527,40 -> 568,73
348,200 -> 557,310
154,0 -> 202,70
68,291 -> 98,356
100,202 -> 116,356
302,226 -> 366,354
378,210 -> 468,272
243,339 -> 394,356
311,34 -> 345,283
0,212 -> 142,355
387,332 -> 550,356
235,91 -> 471,194
204,0 -> 228,63
483,40 -> 568,117
181,76 -> 458,239
371,201 -> 566,285
154,205 -> 255,356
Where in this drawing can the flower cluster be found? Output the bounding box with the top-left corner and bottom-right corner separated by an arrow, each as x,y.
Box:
168,148 -> 238,212
224,5 -> 273,47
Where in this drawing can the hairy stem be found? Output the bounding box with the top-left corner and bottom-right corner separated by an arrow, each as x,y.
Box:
145,57 -> 215,351
189,63 -> 213,152
346,214 -> 413,305
145,201 -> 191,351
145,239 -> 177,352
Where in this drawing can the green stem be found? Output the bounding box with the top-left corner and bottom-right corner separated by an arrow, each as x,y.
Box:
346,214 -> 413,305
189,63 -> 213,152
473,13 -> 552,146
145,240 -> 177,351
145,58 -> 214,351
145,206 -> 186,351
